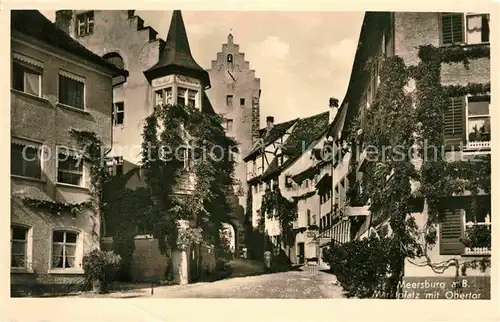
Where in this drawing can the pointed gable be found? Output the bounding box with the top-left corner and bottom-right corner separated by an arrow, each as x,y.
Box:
144,10 -> 210,88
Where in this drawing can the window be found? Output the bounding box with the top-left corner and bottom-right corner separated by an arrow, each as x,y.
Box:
441,13 -> 490,45
277,154 -> 283,166
57,150 -> 84,186
466,95 -> 490,145
307,209 -> 311,226
227,54 -> 233,63
59,72 -> 85,110
188,90 -> 196,108
51,230 -> 78,269
12,60 -> 41,96
11,225 -> 29,268
441,13 -> 464,45
178,147 -> 193,169
305,179 -> 309,188
11,143 -> 41,179
466,14 -> 489,44
464,200 -> 491,254
155,87 -> 172,106
240,98 -> 245,107
226,95 -> 233,108
76,11 -> 94,37
177,87 -> 187,106
155,89 -> 164,105
106,156 -> 123,176
225,119 -> 234,132
113,102 -> 124,126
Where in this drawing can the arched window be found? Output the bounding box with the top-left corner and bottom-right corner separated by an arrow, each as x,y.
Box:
227,54 -> 233,63
102,52 -> 125,70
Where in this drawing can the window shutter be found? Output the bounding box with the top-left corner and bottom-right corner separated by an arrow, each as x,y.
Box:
441,13 -> 464,45
439,209 -> 464,255
443,97 -> 465,149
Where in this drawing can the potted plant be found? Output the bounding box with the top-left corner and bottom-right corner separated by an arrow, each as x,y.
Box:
83,249 -> 122,294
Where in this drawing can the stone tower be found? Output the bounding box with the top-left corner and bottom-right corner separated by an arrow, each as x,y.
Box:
206,33 -> 261,211
55,9 -> 215,283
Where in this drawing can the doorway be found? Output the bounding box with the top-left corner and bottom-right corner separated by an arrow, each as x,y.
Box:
297,242 -> 305,265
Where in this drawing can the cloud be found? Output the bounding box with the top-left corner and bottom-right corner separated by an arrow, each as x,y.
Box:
317,37 -> 358,66
258,36 -> 290,60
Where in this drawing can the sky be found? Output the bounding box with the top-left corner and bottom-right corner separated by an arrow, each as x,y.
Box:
41,10 -> 364,127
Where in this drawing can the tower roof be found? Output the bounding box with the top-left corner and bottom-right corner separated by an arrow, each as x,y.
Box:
144,10 -> 210,88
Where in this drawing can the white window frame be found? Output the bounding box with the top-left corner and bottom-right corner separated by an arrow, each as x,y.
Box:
11,224 -> 33,273
464,13 -> 490,45
58,70 -> 86,111
465,94 -> 490,150
56,146 -> 87,188
11,52 -> 43,97
462,207 -> 491,255
11,137 -> 44,180
76,11 -> 94,37
49,229 -> 84,273
113,102 -> 125,126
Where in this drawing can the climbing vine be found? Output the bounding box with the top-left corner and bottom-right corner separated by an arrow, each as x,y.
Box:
260,183 -> 298,247
338,46 -> 491,297
23,198 -> 91,217
140,103 -> 237,258
22,129 -> 106,240
411,44 -> 491,275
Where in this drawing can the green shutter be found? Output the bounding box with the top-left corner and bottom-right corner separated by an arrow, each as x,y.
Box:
439,209 -> 464,255
444,97 -> 465,149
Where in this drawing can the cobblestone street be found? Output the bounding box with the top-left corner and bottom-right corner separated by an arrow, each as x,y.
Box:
74,260 -> 346,299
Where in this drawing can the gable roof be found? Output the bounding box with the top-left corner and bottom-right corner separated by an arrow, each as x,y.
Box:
243,118 -> 298,162
11,10 -> 128,78
143,10 -> 210,87
260,111 -> 330,180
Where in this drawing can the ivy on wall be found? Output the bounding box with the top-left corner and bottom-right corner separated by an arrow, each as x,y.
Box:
140,103 -> 237,259
410,44 -> 491,275
22,129 -> 106,241
260,183 -> 298,247
23,198 -> 91,217
338,48 -> 491,297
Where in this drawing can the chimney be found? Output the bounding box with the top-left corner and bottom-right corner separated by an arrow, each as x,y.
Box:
55,10 -> 74,35
266,116 -> 274,129
328,97 -> 339,123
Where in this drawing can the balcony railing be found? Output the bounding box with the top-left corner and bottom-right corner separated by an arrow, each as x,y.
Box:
462,222 -> 491,256
466,141 -> 491,150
